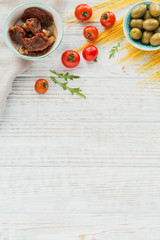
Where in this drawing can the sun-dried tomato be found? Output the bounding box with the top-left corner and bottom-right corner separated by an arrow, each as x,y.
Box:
26,18 -> 41,35
9,26 -> 26,45
23,33 -> 49,52
22,8 -> 53,26
28,48 -> 49,56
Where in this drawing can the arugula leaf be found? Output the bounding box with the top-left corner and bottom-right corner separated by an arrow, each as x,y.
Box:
50,70 -> 80,81
109,39 -> 123,59
50,77 -> 86,99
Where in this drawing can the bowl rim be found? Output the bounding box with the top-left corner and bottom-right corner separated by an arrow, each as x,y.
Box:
3,2 -> 64,60
123,1 -> 160,51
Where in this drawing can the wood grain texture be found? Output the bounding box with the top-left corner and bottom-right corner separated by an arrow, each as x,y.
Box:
1,167 -> 160,214
1,214 -> 160,240
1,0 -> 160,239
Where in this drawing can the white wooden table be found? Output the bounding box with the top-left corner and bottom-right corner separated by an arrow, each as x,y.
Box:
1,0 -> 160,239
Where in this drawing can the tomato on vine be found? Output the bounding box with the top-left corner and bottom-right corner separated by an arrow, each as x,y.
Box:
82,45 -> 98,62
83,26 -> 99,40
100,11 -> 116,28
35,79 -> 49,94
75,4 -> 92,21
61,50 -> 80,68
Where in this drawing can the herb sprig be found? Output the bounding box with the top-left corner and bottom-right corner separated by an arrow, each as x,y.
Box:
50,70 -> 80,81
50,70 -> 86,99
109,39 -> 123,59
50,77 -> 86,99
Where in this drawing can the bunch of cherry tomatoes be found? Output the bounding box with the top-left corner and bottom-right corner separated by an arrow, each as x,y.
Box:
35,4 -> 116,94
61,3 -> 116,68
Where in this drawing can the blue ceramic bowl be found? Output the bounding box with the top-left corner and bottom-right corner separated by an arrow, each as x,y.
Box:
123,1 -> 160,51
3,2 -> 64,60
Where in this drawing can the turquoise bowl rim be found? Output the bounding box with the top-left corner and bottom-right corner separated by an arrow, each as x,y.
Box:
3,2 -> 64,60
123,1 -> 160,51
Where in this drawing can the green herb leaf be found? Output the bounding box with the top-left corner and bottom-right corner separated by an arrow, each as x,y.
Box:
67,53 -> 75,63
94,57 -> 97,62
50,70 -> 80,81
82,11 -> 88,18
102,13 -> 108,20
87,32 -> 92,38
42,82 -> 48,88
109,39 -> 123,59
50,77 -> 86,99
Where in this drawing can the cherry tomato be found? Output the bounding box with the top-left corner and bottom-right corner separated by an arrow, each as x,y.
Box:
100,11 -> 116,28
35,79 -> 49,94
61,50 -> 80,68
75,4 -> 92,21
83,26 -> 99,40
82,45 -> 98,62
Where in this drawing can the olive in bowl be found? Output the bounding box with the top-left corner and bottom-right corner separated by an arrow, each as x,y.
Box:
3,2 -> 64,60
123,1 -> 160,51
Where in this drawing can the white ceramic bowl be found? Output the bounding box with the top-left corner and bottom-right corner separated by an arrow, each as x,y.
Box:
3,2 -> 64,60
123,1 -> 160,51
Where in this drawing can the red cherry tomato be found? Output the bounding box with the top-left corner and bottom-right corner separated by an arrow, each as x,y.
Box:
100,11 -> 116,28
82,45 -> 98,62
35,79 -> 49,94
61,50 -> 80,68
75,4 -> 92,21
83,26 -> 99,40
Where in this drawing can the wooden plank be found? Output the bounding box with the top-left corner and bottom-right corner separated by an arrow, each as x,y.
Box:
1,0 -> 160,239
0,123 -> 159,166
0,167 -> 160,214
1,76 -> 160,122
0,214 -> 160,240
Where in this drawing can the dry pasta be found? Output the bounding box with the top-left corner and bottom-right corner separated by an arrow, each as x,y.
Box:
63,0 -> 160,89
63,0 -> 141,26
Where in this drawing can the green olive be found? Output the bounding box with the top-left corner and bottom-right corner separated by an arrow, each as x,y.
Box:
131,4 -> 147,18
149,2 -> 160,18
130,28 -> 142,40
154,26 -> 160,33
157,15 -> 160,24
150,33 -> 160,46
143,18 -> 159,31
144,10 -> 152,19
141,31 -> 153,44
130,19 -> 144,29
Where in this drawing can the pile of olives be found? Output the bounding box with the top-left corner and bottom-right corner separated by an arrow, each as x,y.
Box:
130,2 -> 160,46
